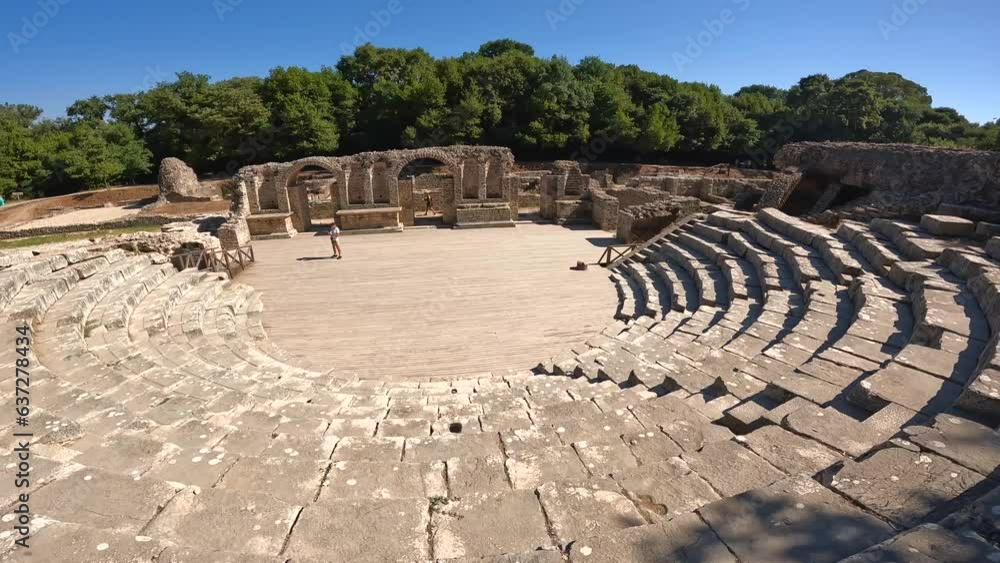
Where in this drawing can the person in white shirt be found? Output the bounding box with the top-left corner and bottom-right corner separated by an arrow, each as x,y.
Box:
329,222 -> 342,259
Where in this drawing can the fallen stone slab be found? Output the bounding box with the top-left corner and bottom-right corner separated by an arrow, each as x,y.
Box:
832,447 -> 989,527
698,476 -> 895,563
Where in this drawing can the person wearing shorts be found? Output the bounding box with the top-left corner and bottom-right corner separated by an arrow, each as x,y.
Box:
329,222 -> 342,259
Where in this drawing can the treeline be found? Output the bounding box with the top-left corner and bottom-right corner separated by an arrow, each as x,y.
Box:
2,39 -> 999,199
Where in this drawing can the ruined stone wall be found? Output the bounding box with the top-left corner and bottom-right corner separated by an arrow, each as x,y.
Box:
218,172 -> 252,250
287,186 -> 312,232
591,190 -> 620,231
617,196 -> 704,243
775,142 -> 1000,219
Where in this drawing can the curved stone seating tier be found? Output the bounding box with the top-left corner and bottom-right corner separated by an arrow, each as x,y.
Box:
3,210 -> 1000,562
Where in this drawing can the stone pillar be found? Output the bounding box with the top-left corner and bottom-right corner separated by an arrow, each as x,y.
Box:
478,160 -> 489,201
556,174 -> 568,198
246,175 -> 262,213
453,163 -> 465,205
364,166 -> 374,206
339,169 -> 352,209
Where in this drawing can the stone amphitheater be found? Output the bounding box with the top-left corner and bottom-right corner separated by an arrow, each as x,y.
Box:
1,143 -> 999,562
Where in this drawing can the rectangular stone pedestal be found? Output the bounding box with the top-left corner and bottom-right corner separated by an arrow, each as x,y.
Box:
455,203 -> 515,229
248,213 -> 297,239
336,207 -> 404,234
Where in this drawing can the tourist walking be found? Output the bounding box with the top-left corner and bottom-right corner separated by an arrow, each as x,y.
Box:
425,192 -> 433,216
329,222 -> 342,259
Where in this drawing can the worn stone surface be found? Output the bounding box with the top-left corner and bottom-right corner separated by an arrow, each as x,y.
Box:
832,447 -> 989,527
286,498 -> 429,562
903,414 -> 1000,476
430,491 -> 550,559
218,456 -> 327,505
839,523 -> 1000,563
699,476 -> 895,563
615,458 -> 721,520
28,469 -> 178,533
537,482 -> 646,546
567,512 -> 736,563
742,425 -> 843,476
145,488 -> 298,556
921,214 -> 976,237
681,440 -> 785,497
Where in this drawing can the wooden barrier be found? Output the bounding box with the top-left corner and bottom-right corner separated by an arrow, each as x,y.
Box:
174,245 -> 255,278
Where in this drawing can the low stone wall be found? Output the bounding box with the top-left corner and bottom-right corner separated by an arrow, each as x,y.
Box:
0,213 -> 215,241
455,203 -> 514,226
336,207 -> 402,231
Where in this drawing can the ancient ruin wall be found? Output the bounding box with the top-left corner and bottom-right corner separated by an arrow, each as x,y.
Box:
775,142 -> 1000,219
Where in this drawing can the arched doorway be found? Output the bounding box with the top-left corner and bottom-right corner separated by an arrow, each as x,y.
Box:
288,165 -> 339,221
399,158 -> 456,227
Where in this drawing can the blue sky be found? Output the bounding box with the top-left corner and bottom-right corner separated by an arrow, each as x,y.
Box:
2,0 -> 997,123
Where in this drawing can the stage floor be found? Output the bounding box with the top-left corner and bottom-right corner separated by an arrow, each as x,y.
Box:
238,223 -> 619,380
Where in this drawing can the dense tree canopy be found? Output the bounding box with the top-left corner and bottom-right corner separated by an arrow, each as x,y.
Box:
1,41 -> 996,199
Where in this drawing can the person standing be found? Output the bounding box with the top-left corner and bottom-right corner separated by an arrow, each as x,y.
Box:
329,222 -> 342,259
424,192 -> 433,216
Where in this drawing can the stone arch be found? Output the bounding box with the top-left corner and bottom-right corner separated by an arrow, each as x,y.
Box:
274,157 -> 342,232
277,158 -> 342,196
389,150 -> 463,226
387,148 -> 462,179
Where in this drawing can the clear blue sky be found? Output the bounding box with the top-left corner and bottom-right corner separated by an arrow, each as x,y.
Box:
2,0 -> 997,123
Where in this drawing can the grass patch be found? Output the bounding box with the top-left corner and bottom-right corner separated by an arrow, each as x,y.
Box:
0,225 -> 163,250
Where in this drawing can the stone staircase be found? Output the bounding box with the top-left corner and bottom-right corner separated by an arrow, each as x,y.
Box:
0,209 -> 996,562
